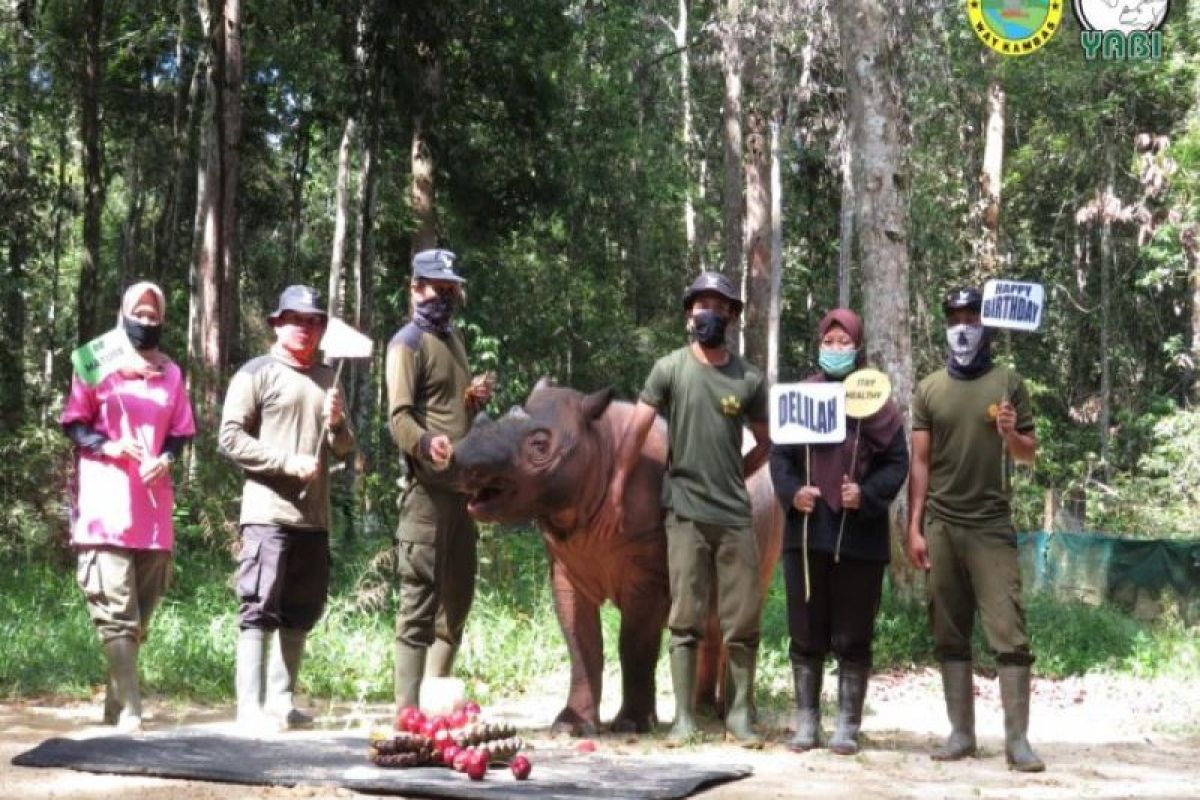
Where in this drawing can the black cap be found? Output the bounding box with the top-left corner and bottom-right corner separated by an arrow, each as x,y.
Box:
682,271 -> 744,313
268,284 -> 327,321
942,286 -> 982,314
412,248 -> 466,284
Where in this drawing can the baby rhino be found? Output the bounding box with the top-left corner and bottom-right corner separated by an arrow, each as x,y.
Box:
454,382 -> 780,735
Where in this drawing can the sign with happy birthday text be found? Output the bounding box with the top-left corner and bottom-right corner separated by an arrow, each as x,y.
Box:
981,279 -> 1045,332
769,382 -> 846,445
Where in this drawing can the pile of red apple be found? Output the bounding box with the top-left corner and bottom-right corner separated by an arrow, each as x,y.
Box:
389,701 -> 532,782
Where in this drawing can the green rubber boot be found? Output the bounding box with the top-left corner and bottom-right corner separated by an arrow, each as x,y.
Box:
931,660 -> 977,761
724,646 -> 763,747
266,628 -> 313,728
394,641 -> 427,710
667,646 -> 699,742
999,665 -> 1046,772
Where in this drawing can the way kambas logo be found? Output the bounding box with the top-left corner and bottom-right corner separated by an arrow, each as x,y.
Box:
967,0 -> 1064,56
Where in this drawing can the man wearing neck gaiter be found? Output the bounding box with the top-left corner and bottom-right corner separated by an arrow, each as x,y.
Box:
601,271 -> 771,746
219,284 -> 355,733
386,249 -> 494,711
906,286 -> 1044,772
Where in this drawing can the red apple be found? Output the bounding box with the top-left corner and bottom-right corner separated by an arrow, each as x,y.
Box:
396,705 -> 418,731
466,750 -> 488,781
453,748 -> 472,772
510,754 -> 532,781
442,744 -> 461,767
448,708 -> 469,729
576,739 -> 596,754
463,701 -> 482,718
406,710 -> 427,734
432,728 -> 454,752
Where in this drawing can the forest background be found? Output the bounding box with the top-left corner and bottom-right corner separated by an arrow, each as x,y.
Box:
1,0 -> 1198,703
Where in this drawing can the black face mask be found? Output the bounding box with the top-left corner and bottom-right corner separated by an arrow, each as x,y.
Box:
123,316 -> 163,351
691,309 -> 728,348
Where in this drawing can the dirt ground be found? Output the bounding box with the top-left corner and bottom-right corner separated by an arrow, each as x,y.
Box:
2,667 -> 1198,800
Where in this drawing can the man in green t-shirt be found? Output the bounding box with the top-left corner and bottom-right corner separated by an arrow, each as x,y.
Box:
906,286 -> 1044,772
600,271 -> 771,745
385,249 -> 494,710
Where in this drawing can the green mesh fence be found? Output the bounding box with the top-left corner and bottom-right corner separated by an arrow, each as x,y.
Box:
1018,531 -> 1200,624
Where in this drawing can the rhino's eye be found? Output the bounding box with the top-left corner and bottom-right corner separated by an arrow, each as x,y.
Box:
523,430 -> 553,463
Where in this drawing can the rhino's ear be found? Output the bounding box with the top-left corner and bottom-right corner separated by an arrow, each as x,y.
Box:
472,411 -> 494,428
581,387 -> 615,421
533,375 -> 557,392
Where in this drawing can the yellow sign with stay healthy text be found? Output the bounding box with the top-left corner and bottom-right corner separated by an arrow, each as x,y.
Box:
844,368 -> 891,420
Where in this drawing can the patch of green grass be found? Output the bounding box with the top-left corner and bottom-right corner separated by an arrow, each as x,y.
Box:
1,532 -> 1196,706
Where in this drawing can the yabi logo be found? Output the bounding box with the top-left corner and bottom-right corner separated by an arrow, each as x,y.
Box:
967,0 -> 1064,56
1075,0 -> 1168,61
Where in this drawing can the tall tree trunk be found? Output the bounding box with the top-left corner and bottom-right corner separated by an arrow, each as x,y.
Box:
837,128 -> 854,308
743,106 -> 771,370
1190,235 -> 1200,404
671,0 -> 696,262
154,0 -> 198,284
44,132 -> 70,421
193,0 -> 240,421
329,116 -> 357,318
285,111 -> 310,281
2,11 -> 33,430
980,75 -> 1005,276
78,0 -> 106,345
351,39 -> 382,470
1098,166 -> 1114,479
219,0 -> 242,362
410,13 -> 442,254
719,0 -> 744,284
840,0 -> 916,595
120,150 -> 144,286
767,118 -> 783,387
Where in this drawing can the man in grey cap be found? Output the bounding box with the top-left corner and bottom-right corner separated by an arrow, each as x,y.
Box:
219,284 -> 355,732
599,271 -> 771,745
386,249 -> 495,709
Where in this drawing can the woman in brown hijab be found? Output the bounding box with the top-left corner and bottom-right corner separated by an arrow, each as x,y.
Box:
769,308 -> 908,755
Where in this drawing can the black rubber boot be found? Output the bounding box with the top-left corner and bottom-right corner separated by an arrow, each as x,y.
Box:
828,661 -> 869,755
999,664 -> 1046,772
931,660 -> 977,761
786,657 -> 823,752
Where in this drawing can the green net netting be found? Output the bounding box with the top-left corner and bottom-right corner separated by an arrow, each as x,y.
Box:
1018,532 -> 1200,623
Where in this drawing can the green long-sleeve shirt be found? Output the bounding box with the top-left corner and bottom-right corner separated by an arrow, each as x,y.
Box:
219,353 -> 355,530
386,322 -> 472,487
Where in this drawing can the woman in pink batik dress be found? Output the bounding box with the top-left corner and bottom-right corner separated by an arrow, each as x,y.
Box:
60,281 -> 195,732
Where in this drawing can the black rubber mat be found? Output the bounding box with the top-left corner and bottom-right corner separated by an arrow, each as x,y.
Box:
12,731 -> 752,799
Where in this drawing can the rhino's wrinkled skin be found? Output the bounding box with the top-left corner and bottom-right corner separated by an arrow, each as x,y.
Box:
455,383 -> 782,735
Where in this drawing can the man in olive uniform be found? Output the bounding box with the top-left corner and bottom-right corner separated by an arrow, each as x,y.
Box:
906,286 -> 1045,772
220,285 -> 355,732
600,271 -> 771,745
386,249 -> 494,708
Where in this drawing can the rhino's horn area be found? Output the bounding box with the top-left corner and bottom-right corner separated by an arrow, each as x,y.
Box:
533,375 -> 557,393
505,405 -> 529,419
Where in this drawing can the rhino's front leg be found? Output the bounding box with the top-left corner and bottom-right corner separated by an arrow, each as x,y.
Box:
611,581 -> 668,734
549,559 -> 603,736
